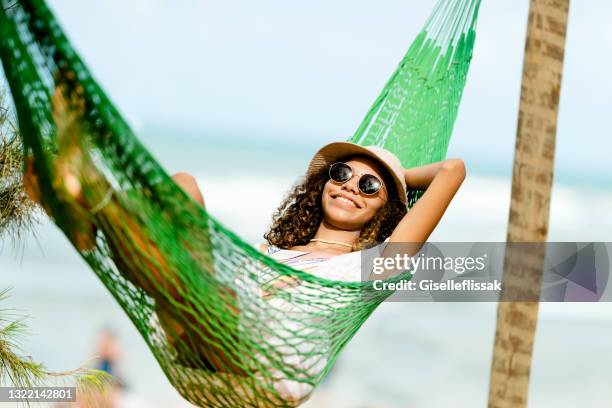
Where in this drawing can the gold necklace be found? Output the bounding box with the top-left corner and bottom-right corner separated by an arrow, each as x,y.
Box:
309,238 -> 353,249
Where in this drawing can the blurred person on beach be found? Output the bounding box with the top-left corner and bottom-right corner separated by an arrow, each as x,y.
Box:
96,327 -> 121,376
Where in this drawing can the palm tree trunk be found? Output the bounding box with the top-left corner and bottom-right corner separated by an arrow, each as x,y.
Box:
488,1 -> 570,407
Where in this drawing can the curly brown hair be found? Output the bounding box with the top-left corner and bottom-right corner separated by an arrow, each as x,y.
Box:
264,155 -> 408,251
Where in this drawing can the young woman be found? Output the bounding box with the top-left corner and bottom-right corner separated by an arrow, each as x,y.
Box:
174,141 -> 465,280
171,141 -> 465,404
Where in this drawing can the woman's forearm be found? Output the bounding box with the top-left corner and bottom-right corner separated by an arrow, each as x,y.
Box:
404,158 -> 465,189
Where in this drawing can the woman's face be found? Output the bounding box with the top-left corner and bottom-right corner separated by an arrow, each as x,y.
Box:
321,156 -> 389,231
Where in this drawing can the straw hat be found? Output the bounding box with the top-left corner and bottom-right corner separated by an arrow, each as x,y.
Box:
305,141 -> 407,205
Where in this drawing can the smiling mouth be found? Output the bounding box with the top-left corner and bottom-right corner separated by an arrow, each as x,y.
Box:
331,193 -> 360,209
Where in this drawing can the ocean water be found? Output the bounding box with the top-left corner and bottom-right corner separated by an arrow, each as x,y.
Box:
1,135 -> 611,407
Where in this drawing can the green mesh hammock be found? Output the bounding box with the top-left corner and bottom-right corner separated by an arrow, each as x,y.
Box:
0,0 -> 479,406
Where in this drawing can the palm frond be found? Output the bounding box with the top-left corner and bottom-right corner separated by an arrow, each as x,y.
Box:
0,91 -> 41,245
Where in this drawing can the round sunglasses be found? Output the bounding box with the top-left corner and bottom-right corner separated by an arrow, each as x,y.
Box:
328,162 -> 385,196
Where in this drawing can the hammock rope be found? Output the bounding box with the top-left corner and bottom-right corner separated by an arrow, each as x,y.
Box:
0,0 -> 480,406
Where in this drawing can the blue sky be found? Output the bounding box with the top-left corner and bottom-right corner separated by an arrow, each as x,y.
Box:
42,0 -> 612,184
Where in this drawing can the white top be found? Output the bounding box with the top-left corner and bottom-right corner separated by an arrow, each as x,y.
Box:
256,237 -> 391,282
